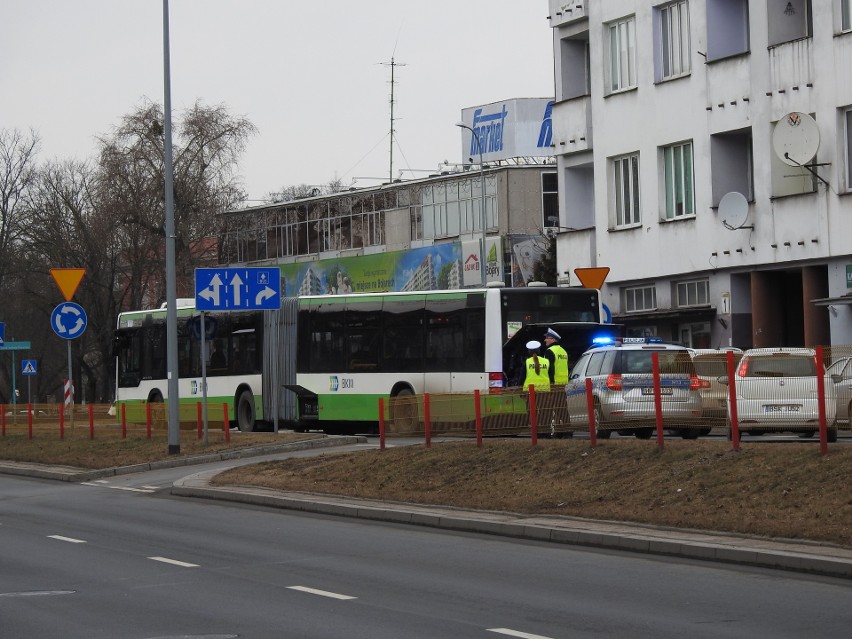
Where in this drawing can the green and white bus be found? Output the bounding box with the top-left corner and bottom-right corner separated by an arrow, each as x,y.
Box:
114,300 -> 265,431
114,287 -> 618,433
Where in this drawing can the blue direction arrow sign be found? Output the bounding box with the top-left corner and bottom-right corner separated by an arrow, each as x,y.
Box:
51,302 -> 88,340
195,267 -> 281,311
22,359 -> 37,376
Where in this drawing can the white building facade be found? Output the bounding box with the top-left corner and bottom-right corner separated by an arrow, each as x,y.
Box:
549,0 -> 852,348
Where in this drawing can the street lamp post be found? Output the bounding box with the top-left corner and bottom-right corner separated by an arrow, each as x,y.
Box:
455,122 -> 488,286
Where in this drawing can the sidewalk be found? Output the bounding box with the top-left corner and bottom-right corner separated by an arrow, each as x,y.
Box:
2,438 -> 850,580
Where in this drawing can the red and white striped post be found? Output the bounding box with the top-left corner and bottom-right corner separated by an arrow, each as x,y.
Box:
63,379 -> 74,412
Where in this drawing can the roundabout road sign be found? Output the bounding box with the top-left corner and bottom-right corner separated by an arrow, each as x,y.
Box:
51,302 -> 87,340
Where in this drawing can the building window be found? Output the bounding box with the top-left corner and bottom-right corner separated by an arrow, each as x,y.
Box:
706,0 -> 749,61
767,0 -> 812,46
658,1 -> 691,80
676,279 -> 709,307
844,106 -> 852,191
844,0 -> 852,32
710,129 -> 753,205
542,172 -> 559,228
606,16 -> 636,93
624,285 -> 656,312
612,153 -> 641,227
663,141 -> 695,219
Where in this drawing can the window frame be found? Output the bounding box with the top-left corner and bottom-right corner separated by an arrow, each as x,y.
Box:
624,285 -> 657,313
844,106 -> 852,191
606,15 -> 637,93
676,279 -> 710,308
612,152 -> 641,228
844,0 -> 852,32
659,1 -> 691,80
663,140 -> 695,219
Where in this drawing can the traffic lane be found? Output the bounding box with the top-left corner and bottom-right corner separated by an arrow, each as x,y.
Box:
2,474 -> 851,639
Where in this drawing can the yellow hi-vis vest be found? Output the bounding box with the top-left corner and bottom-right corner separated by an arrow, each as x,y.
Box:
523,355 -> 551,393
548,344 -> 569,385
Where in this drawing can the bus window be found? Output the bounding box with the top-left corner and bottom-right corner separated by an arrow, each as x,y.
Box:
382,297 -> 425,373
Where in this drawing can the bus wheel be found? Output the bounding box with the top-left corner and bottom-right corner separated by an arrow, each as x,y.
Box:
390,388 -> 418,433
236,390 -> 256,432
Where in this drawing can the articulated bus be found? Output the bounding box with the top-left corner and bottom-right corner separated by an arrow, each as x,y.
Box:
114,287 -> 619,433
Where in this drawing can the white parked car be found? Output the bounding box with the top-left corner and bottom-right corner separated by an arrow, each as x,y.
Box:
826,356 -> 852,426
725,348 -> 838,441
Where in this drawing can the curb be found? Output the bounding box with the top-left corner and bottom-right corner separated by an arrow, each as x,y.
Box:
0,435 -> 367,483
172,472 -> 852,580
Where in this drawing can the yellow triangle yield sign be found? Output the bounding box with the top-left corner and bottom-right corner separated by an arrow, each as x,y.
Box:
50,268 -> 87,302
574,267 -> 610,290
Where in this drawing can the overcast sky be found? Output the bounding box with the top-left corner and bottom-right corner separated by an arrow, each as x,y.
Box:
2,1 -> 555,202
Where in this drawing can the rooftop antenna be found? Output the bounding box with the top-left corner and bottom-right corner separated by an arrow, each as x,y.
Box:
381,56 -> 406,183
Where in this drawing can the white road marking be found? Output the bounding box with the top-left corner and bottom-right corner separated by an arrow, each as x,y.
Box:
488,629 -> 555,639
141,485 -> 160,490
81,482 -> 154,493
148,556 -> 199,568
287,586 -> 357,600
47,535 -> 86,544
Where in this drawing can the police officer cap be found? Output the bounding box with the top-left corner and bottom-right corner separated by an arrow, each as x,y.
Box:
526,340 -> 541,351
546,328 -> 561,340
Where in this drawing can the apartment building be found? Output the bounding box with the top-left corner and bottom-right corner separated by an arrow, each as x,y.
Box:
549,0 -> 852,347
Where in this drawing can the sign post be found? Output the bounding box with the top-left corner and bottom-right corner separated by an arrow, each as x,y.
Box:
49,268 -> 86,420
22,359 -> 36,405
0,341 -> 31,424
195,267 -> 281,435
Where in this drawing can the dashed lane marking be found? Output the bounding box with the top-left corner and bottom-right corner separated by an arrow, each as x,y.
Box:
488,629 -> 556,639
48,535 -> 86,544
148,556 -> 199,568
286,586 -> 357,600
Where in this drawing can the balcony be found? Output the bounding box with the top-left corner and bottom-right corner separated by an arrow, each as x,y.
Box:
552,96 -> 592,155
548,0 -> 586,28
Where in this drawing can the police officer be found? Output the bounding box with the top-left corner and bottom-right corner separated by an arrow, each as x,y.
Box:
523,340 -> 550,393
543,328 -> 569,386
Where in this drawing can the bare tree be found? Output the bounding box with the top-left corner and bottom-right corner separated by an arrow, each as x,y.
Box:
265,176 -> 348,204
97,99 -> 256,309
0,128 -> 40,292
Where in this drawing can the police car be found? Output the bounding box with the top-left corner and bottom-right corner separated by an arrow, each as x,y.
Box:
564,337 -> 707,439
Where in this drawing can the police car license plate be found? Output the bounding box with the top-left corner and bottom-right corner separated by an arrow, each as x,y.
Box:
641,387 -> 673,395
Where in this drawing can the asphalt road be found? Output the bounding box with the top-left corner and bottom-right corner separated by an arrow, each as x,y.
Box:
1,446 -> 850,639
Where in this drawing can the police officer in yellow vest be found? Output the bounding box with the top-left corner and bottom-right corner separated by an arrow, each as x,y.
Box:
523,340 -> 550,393
543,328 -> 569,387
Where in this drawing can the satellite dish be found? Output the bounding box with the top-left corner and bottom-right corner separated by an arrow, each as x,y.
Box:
772,112 -> 820,166
719,191 -> 751,230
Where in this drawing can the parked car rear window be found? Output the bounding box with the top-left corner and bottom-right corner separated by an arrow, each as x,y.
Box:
622,351 -> 694,374
742,355 -> 816,377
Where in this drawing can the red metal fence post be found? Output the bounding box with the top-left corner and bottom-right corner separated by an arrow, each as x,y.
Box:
59,404 -> 64,439
474,389 -> 483,447
196,402 -> 203,440
28,403 -> 33,439
423,393 -> 431,449
121,403 -> 126,439
816,346 -> 828,457
88,403 -> 94,440
223,403 -> 230,443
378,397 -> 386,451
585,378 -> 597,447
146,402 -> 152,440
652,352 -> 664,450
528,385 -> 538,445
727,351 -> 740,451
1,404 -> 5,436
